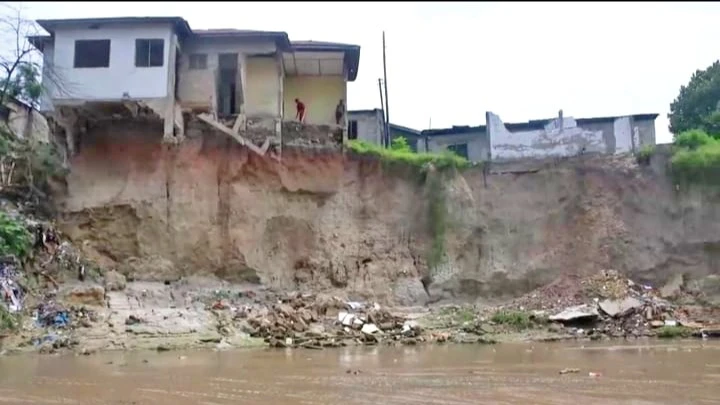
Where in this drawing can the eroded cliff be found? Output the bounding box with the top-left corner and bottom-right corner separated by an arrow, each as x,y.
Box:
55,120 -> 720,306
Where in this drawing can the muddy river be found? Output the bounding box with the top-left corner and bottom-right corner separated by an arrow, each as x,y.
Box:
0,341 -> 719,404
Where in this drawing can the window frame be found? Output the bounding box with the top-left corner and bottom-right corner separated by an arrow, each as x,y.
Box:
348,120 -> 358,140
447,143 -> 469,159
135,38 -> 165,68
73,39 -> 111,69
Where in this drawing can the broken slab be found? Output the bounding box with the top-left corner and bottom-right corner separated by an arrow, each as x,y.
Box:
361,323 -> 380,335
197,113 -> 266,156
548,304 -> 599,322
598,297 -> 642,318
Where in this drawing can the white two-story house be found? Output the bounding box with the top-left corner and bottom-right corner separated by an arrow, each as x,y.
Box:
29,16 -> 360,150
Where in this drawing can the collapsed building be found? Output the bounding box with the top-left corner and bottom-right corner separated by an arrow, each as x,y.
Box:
28,16 -> 361,160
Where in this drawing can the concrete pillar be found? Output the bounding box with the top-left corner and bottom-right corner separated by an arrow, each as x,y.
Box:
163,34 -> 179,142
238,53 -> 247,118
276,51 -> 284,139
342,79 -> 348,144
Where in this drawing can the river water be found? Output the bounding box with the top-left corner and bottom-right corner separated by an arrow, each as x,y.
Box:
0,341 -> 719,404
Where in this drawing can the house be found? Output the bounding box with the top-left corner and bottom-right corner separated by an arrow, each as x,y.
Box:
0,96 -> 50,143
347,109 -> 424,152
348,109 -> 658,162
422,125 -> 489,161
486,111 -> 658,161
28,16 -> 360,155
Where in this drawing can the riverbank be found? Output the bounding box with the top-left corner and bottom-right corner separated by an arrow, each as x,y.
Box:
2,267 -> 719,356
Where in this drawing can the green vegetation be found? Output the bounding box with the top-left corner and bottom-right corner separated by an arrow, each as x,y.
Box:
0,304 -> 19,333
347,137 -> 471,170
636,144 -> 656,166
665,60 -> 720,185
437,307 -> 476,325
347,137 -> 471,271
426,171 -> 447,269
490,310 -> 536,330
0,211 -> 32,259
0,305 -> 19,333
669,60 -> 720,136
0,128 -> 67,204
669,129 -> 720,185
656,325 -> 693,339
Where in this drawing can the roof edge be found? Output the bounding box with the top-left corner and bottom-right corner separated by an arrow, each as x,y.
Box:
27,35 -> 52,52
291,41 -> 361,81
36,17 -> 192,36
193,30 -> 291,50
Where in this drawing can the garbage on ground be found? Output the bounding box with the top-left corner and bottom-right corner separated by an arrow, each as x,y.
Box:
0,259 -> 24,313
35,302 -> 70,328
559,368 -> 580,375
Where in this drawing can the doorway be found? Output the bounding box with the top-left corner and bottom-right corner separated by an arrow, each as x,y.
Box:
218,53 -> 238,116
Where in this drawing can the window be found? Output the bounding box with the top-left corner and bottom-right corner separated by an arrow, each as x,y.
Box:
189,53 -> 208,70
73,39 -> 111,68
348,120 -> 358,140
447,143 -> 469,159
135,39 -> 164,68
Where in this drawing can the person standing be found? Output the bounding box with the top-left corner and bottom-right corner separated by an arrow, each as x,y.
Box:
294,98 -> 306,123
335,99 -> 345,125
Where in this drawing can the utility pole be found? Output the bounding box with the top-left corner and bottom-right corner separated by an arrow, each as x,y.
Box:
378,78 -> 387,146
382,31 -> 390,148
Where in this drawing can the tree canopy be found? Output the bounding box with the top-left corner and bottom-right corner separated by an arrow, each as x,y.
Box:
668,60 -> 720,137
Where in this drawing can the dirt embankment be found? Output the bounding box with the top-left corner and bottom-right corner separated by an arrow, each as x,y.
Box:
56,122 -> 720,307
4,119 -> 720,354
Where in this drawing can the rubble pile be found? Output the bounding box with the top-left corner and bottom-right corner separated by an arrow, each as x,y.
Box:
216,292 -> 426,349
505,270 -> 720,340
282,122 -> 343,148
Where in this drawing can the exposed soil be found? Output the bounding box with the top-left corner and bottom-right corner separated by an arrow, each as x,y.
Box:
4,121 -> 720,354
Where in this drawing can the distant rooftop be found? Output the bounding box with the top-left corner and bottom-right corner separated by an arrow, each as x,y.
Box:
423,113 -> 660,136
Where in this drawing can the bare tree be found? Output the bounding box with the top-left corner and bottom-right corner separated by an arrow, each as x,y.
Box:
0,2 -> 71,109
0,3 -> 68,204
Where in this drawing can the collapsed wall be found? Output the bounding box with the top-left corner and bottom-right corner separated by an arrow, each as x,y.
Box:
54,119 -> 720,305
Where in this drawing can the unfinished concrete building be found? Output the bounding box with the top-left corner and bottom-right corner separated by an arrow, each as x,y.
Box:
28,16 -> 361,159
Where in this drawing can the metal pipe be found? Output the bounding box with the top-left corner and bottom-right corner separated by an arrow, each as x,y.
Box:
382,31 -> 390,148
378,78 -> 387,146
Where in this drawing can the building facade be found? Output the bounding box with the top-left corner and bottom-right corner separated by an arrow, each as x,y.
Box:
29,16 -> 360,147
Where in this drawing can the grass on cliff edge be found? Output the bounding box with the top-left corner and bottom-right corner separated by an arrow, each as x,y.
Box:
670,129 -> 720,184
347,137 -> 471,170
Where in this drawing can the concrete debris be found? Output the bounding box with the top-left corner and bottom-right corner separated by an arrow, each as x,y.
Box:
598,297 -> 642,318
361,323 -> 380,335
491,267 -> 720,340
228,292 -> 425,349
549,305 -> 599,322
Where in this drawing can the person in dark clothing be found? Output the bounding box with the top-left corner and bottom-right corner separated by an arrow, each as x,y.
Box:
335,99 -> 345,125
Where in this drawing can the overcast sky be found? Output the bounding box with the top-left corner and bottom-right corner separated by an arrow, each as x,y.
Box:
8,1 -> 720,143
